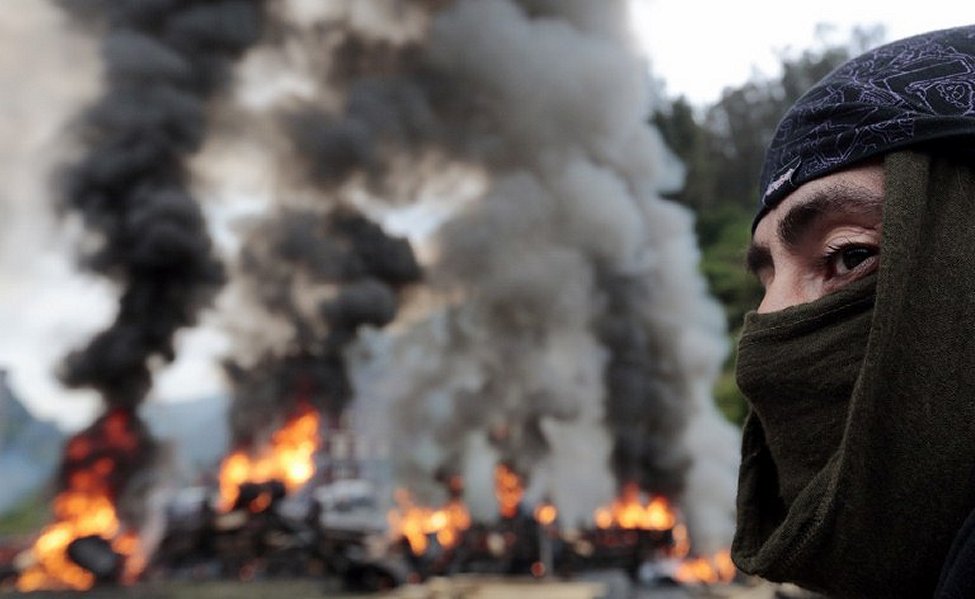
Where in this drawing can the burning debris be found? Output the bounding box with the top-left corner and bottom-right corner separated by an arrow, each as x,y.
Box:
493,463 -> 525,521
381,464 -> 737,587
15,409 -> 153,591
594,483 -> 676,532
387,488 -> 471,557
5,0 -> 743,593
217,401 -> 320,514
146,410 -> 404,592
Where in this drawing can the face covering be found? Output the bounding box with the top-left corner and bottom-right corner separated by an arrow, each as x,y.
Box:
736,274 -> 875,508
732,151 -> 975,599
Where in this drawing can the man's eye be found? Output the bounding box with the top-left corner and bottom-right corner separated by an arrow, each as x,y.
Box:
830,245 -> 876,275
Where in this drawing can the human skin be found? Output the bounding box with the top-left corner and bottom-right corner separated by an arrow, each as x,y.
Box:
746,162 -> 885,313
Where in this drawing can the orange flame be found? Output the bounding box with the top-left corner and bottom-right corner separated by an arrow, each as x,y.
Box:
16,411 -> 146,592
593,483 -> 677,531
675,549 -> 737,584
217,403 -> 320,512
534,502 -> 558,527
671,522 -> 692,558
387,489 -> 471,555
592,485 -> 736,583
494,463 -> 524,519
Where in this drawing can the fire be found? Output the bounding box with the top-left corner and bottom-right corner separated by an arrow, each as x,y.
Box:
217,403 -> 320,512
592,485 -> 737,583
534,502 -> 558,527
671,522 -> 692,558
593,483 -> 677,531
675,549 -> 737,585
387,489 -> 471,555
670,522 -> 735,582
16,410 -> 147,592
494,463 -> 524,519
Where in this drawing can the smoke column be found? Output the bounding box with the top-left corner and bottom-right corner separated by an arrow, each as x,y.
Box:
56,0 -> 265,407
225,206 -> 420,446
204,3 -> 429,451
51,0 -> 266,520
219,0 -> 738,550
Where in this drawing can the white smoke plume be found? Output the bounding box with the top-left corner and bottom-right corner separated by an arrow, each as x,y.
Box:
0,0 -> 109,428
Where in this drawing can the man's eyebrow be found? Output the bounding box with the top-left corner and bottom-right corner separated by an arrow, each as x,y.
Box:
744,182 -> 882,277
777,184 -> 883,249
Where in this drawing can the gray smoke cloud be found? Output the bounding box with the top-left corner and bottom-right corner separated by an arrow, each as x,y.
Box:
208,2 -> 430,449
423,0 -> 736,546
215,0 -> 737,550
225,206 -> 420,446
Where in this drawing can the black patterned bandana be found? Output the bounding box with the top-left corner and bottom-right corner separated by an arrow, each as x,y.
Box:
755,25 -> 975,229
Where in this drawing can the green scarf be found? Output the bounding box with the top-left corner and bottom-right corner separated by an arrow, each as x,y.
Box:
732,150 -> 975,598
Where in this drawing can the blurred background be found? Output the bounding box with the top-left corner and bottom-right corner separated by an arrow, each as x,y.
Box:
0,0 -> 972,594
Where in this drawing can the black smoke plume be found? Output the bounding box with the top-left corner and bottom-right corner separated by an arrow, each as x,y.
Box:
48,0 -> 266,538
227,207 -> 420,446
56,0 -> 266,409
598,272 -> 690,497
219,4 -> 436,447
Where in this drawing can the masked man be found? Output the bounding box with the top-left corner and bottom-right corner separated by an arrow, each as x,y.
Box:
732,25 -> 975,598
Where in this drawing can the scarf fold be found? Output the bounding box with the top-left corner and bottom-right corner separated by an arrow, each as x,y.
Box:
732,150 -> 975,598
737,274 -> 876,510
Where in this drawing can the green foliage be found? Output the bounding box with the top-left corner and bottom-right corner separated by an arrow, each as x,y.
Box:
0,491 -> 51,536
698,206 -> 764,331
714,358 -> 748,427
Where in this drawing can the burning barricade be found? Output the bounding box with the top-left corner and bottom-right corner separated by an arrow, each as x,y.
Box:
10,409 -> 155,592
148,403 -> 403,591
2,411 -> 738,594
385,464 -> 739,587
0,0 -> 747,593
217,402 -> 320,514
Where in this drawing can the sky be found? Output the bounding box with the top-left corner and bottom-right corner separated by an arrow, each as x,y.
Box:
1,1 -> 974,431
630,0 -> 975,106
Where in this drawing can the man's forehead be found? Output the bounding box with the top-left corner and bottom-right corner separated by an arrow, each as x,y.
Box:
752,164 -> 885,246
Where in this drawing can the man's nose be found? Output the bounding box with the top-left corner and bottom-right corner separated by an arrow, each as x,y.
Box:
757,278 -> 807,313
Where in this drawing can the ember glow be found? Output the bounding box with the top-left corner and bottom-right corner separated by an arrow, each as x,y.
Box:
592,485 -> 737,584
675,549 -> 737,585
534,501 -> 558,527
217,403 -> 320,512
387,489 -> 472,555
16,410 -> 147,592
593,483 -> 677,531
493,463 -> 525,519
